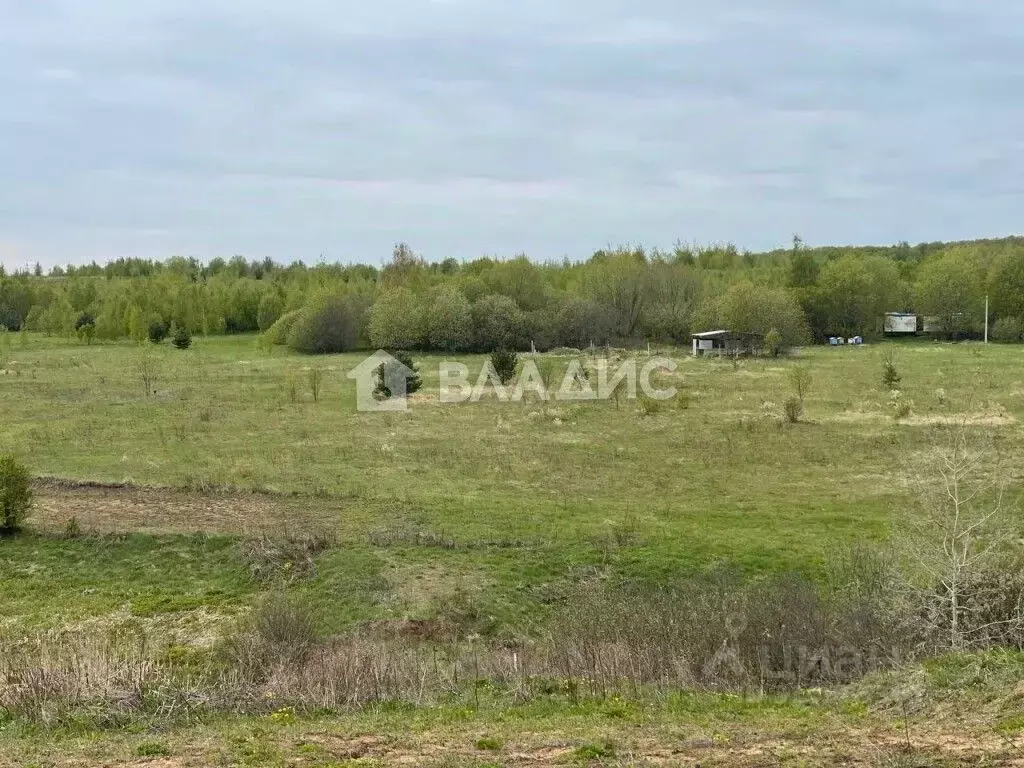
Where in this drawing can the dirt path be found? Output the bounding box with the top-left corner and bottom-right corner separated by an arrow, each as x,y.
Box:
3,720 -> 1022,767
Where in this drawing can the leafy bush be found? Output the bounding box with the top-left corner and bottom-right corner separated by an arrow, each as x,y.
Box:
375,351 -> 423,399
764,328 -> 783,357
171,325 -> 192,350
425,286 -> 473,352
147,321 -> 169,343
992,317 -> 1024,343
0,308 -> 22,332
287,295 -> 364,355
490,348 -> 518,385
706,282 -> 810,351
263,309 -> 302,346
554,297 -> 614,349
472,294 -> 528,352
0,454 -> 32,534
788,364 -> 812,406
257,292 -> 285,332
369,288 -> 424,350
534,357 -> 559,395
75,312 -> 96,344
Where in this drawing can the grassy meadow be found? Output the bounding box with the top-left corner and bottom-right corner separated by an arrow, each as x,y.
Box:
3,335 -> 1024,630
3,333 -> 1024,765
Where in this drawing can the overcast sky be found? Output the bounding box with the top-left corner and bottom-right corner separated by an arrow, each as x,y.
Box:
2,1 -> 1023,269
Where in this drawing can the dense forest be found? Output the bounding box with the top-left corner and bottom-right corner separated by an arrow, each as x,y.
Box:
2,235 -> 1023,353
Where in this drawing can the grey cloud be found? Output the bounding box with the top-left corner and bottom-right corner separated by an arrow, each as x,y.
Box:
1,0 -> 1022,267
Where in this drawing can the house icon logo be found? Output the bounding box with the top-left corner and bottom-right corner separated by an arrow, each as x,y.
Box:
347,350 -> 415,412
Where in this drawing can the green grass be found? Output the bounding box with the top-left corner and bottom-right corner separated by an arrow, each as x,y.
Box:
3,334 -> 1024,638
0,692 -> 880,767
0,532 -> 252,630
3,333 -> 1024,763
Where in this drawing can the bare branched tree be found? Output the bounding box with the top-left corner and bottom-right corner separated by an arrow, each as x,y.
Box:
897,423 -> 1019,651
136,349 -> 158,396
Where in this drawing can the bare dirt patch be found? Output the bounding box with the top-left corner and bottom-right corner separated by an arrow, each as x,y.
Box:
20,721 -> 1021,768
30,479 -> 338,536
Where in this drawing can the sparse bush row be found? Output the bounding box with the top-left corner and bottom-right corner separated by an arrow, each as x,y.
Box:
5,555 -> 1024,729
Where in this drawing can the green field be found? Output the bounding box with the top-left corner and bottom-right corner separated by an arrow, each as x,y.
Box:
3,335 -> 1024,629
3,334 -> 1024,765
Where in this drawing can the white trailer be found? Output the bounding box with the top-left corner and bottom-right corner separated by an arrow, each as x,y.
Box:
884,313 -> 917,334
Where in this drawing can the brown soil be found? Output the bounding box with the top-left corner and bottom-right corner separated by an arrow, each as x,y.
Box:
30,477 -> 339,536
9,722 -> 1021,767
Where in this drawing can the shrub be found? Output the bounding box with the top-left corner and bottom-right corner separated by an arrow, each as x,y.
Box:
171,325 -> 192,350
375,351 -> 423,399
75,312 -> 96,345
992,317 -> 1024,343
638,394 -> 665,417
881,350 -> 901,390
472,295 -> 528,352
287,295 -> 364,355
257,292 -> 285,332
64,516 -> 82,539
263,309 -> 302,346
764,328 -> 783,357
425,286 -> 473,352
241,531 -> 335,583
308,366 -> 323,403
283,371 -> 300,404
533,357 -> 560,397
783,395 -> 803,423
0,454 -> 32,534
713,282 -> 810,351
137,349 -> 159,395
553,297 -> 614,349
490,348 -> 518,385
369,288 -> 424,350
890,393 -> 912,421
788,363 -> 812,406
225,593 -> 320,674
147,321 -> 169,344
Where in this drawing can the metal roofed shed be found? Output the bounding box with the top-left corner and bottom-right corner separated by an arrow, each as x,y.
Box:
691,330 -> 765,357
884,313 -> 918,335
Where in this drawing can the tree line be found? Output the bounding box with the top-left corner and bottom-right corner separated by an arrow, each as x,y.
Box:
2,235 -> 1023,353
